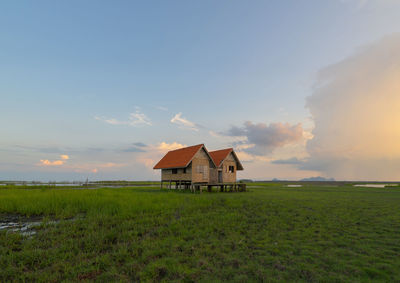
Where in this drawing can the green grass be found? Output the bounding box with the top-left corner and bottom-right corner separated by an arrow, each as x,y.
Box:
1,184 -> 400,282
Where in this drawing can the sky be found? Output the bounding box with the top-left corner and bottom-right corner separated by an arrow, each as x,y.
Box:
1,0 -> 400,181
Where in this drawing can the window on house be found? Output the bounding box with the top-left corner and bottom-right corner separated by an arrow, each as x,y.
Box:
229,166 -> 235,173
172,169 -> 178,174
183,168 -> 186,174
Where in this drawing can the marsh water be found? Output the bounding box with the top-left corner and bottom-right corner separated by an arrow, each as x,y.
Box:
0,215 -> 44,236
354,184 -> 398,188
0,214 -> 84,236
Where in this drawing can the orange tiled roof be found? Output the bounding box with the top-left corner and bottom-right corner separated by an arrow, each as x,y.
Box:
209,148 -> 244,170
209,148 -> 233,167
153,144 -> 204,169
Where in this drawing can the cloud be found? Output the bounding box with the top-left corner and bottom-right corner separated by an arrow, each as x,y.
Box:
64,162 -> 125,174
98,162 -> 123,168
303,34 -> 400,180
208,130 -> 220,137
170,113 -> 199,131
2,141 -> 189,180
13,145 -> 71,154
129,111 -> 152,126
234,158 -> 320,181
122,148 -> 145,153
121,145 -> 146,153
136,142 -> 186,169
36,153 -> 125,173
225,121 -> 304,155
208,130 -> 248,146
38,154 -> 70,166
133,142 -> 147,148
136,158 -> 156,169
156,142 -> 186,152
95,110 -> 152,126
235,151 -> 271,163
120,142 -> 148,153
39,159 -> 64,166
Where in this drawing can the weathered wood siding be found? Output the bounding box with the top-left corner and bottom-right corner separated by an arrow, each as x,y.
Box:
209,167 -> 218,183
161,165 -> 192,181
221,153 -> 237,183
209,152 -> 237,183
159,147 -> 240,184
191,148 -> 212,183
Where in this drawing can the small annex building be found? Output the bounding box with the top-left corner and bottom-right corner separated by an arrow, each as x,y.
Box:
153,144 -> 244,191
209,148 -> 244,184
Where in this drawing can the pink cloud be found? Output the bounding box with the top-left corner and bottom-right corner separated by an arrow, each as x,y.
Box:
39,159 -> 65,166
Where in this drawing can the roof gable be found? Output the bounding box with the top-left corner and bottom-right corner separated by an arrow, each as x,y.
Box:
209,148 -> 233,167
153,144 -> 216,169
209,148 -> 244,170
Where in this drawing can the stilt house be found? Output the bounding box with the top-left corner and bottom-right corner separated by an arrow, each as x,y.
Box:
153,144 -> 243,189
209,148 -> 244,183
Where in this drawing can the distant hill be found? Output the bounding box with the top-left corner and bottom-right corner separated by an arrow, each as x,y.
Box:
300,176 -> 335,182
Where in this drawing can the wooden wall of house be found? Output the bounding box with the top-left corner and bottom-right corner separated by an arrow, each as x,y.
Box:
191,148 -> 212,183
221,153 -> 237,183
159,147 -> 241,184
161,165 -> 192,181
209,168 -> 218,183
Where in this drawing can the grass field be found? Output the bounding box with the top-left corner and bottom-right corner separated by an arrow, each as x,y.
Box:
1,183 -> 400,282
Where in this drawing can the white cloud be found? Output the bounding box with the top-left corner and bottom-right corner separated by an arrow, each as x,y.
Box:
95,110 -> 152,127
170,113 -> 198,131
128,112 -> 152,126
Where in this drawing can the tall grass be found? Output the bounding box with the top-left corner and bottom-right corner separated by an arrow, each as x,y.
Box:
1,185 -> 400,281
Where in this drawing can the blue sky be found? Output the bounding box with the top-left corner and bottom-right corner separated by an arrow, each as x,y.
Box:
2,0 -> 400,181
